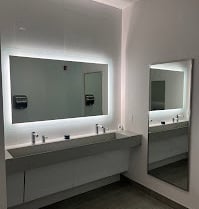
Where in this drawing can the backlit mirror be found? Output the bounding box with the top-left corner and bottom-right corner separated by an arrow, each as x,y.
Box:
10,56 -> 108,123
148,59 -> 193,191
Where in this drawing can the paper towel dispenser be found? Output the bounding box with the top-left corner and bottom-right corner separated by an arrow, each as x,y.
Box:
13,95 -> 28,109
85,94 -> 95,106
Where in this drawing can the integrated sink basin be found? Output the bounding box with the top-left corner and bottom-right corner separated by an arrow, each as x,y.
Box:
8,132 -> 128,158
6,131 -> 142,174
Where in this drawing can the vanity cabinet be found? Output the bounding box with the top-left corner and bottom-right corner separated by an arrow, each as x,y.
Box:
24,150 -> 129,202
6,131 -> 141,207
7,172 -> 24,207
74,150 -> 129,186
24,160 -> 75,202
148,127 -> 189,170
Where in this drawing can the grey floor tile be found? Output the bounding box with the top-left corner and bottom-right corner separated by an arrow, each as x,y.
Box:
41,182 -> 174,209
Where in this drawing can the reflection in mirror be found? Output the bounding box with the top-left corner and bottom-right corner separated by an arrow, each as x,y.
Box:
151,80 -> 166,110
84,72 -> 102,116
150,69 -> 184,111
148,59 -> 193,191
10,56 -> 108,123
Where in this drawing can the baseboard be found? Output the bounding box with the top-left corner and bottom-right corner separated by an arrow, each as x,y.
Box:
9,175 -> 120,209
149,153 -> 188,170
121,175 -> 188,209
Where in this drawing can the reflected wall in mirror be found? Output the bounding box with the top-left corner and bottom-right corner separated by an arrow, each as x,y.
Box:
150,69 -> 184,111
10,56 -> 108,123
148,59 -> 193,191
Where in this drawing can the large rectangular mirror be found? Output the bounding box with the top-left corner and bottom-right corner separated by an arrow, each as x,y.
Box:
10,56 -> 108,123
148,59 -> 193,191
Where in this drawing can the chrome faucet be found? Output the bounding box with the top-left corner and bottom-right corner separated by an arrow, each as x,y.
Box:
173,114 -> 184,123
176,114 -> 180,122
102,127 -> 109,134
96,124 -> 104,134
42,135 -> 48,143
32,132 -> 39,145
96,124 -> 108,134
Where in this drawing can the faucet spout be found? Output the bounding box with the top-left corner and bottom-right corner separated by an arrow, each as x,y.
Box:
96,124 -> 103,134
32,132 -> 39,145
96,124 -> 108,134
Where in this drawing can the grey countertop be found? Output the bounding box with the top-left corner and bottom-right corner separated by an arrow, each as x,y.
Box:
6,130 -> 142,174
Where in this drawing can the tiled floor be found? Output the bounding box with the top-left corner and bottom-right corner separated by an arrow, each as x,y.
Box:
41,181 -> 173,209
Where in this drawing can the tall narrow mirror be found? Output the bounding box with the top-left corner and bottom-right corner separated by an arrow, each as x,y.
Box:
148,59 -> 193,190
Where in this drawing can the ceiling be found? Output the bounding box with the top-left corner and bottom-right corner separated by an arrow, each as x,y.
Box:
92,0 -> 136,9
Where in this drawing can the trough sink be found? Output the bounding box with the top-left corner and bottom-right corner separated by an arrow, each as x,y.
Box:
8,132 -> 129,158
6,131 -> 142,174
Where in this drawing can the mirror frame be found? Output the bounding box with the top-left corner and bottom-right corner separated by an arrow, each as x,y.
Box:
147,59 -> 194,191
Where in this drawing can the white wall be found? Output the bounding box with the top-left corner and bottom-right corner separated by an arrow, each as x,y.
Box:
0,0 -> 122,147
124,0 -> 199,208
